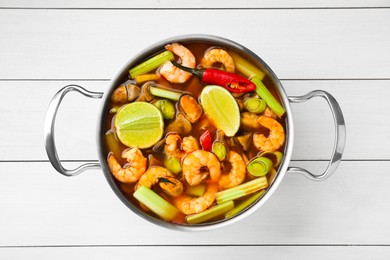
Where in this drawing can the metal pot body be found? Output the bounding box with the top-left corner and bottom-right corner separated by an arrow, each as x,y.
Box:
44,35 -> 346,231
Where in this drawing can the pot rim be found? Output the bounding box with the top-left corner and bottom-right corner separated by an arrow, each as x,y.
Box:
97,34 -> 294,231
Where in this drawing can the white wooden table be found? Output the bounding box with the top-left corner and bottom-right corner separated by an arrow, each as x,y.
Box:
1,1 -> 389,259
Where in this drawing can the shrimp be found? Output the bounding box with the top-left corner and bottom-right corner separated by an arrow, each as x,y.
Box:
136,166 -> 173,189
174,182 -> 218,215
218,151 -> 246,189
182,150 -> 221,186
253,116 -> 285,152
164,133 -> 182,158
136,166 -> 183,197
159,43 -> 196,83
200,48 -> 235,73
107,147 -> 147,183
181,136 -> 199,154
164,134 -> 200,162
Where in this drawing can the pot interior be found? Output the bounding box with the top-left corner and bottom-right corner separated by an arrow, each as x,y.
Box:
97,35 -> 293,231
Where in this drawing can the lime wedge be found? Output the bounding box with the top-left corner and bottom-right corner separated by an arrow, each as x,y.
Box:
200,85 -> 240,137
114,102 -> 164,149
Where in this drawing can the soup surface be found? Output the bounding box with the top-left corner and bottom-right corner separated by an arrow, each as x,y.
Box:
104,41 -> 286,225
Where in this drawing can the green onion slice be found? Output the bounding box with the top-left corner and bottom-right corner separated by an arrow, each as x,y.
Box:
247,156 -> 273,177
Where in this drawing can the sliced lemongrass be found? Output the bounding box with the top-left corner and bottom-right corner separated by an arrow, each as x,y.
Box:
247,156 -> 273,177
212,141 -> 227,161
260,151 -> 283,168
135,73 -> 161,84
153,99 -> 175,120
244,97 -> 266,114
129,50 -> 174,79
105,130 -> 122,161
185,184 -> 206,197
133,186 -> 179,221
225,190 -> 265,219
164,157 -> 181,174
229,51 -> 265,79
215,177 -> 268,204
251,76 -> 285,118
186,201 -> 234,224
149,86 -> 182,101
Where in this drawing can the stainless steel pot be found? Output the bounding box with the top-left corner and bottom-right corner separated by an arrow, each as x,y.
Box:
44,35 -> 346,231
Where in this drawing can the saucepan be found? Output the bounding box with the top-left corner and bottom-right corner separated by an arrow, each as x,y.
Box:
44,34 -> 346,231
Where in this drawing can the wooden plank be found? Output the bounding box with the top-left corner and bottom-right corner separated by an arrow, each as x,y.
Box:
0,0 -> 388,8
1,246 -> 389,260
0,160 -> 389,246
0,80 -> 388,161
0,9 -> 389,79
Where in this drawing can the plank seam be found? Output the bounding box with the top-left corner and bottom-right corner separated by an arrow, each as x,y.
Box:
0,7 -> 389,10
1,244 -> 390,248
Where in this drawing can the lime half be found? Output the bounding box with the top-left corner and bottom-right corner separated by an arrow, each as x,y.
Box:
200,85 -> 240,137
114,102 -> 164,149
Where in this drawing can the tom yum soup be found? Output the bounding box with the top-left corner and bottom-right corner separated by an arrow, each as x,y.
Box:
105,41 -> 286,225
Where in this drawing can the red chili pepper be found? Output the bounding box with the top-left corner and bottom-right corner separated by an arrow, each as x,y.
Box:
199,130 -> 212,152
171,61 -> 256,93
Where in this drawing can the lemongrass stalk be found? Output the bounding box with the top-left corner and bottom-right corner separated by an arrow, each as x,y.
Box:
216,177 -> 268,204
129,51 -> 174,79
105,130 -> 122,161
133,186 -> 179,221
135,74 -> 161,84
260,151 -> 283,168
164,157 -> 182,174
186,201 -> 234,224
153,99 -> 175,120
225,190 -> 265,219
247,156 -> 273,178
185,184 -> 206,197
251,76 -> 285,118
229,51 -> 265,79
149,86 -> 182,101
244,97 -> 266,114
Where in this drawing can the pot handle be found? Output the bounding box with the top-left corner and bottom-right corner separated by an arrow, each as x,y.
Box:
44,85 -> 104,177
287,90 -> 346,181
